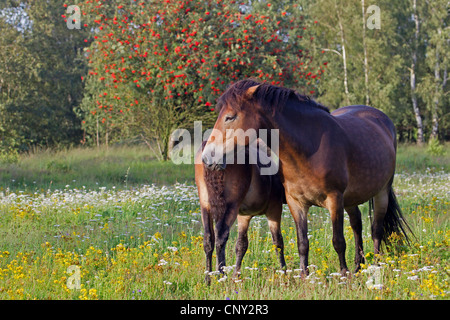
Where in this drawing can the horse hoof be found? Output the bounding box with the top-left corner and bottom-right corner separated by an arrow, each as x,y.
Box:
297,269 -> 309,279
341,268 -> 350,277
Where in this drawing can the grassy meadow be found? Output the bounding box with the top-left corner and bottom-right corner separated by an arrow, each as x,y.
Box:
0,144 -> 448,300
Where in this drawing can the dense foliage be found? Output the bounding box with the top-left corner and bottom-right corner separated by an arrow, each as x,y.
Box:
0,0 -> 87,154
76,0 -> 322,159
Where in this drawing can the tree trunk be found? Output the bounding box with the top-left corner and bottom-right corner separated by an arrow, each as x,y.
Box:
342,43 -> 350,105
431,28 -> 445,140
96,113 -> 100,148
431,50 -> 440,140
411,68 -> 423,144
335,0 -> 350,105
411,0 -> 424,144
141,134 -> 163,161
105,120 -> 109,149
362,0 -> 370,105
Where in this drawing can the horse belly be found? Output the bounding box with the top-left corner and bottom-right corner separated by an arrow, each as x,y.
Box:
343,136 -> 395,206
239,168 -> 271,215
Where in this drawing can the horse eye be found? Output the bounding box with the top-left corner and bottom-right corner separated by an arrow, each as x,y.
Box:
225,114 -> 237,123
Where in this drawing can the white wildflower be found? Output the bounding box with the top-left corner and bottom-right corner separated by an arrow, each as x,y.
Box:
158,259 -> 168,266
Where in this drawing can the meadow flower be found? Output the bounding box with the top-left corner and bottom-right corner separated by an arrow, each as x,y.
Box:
0,171 -> 447,300
244,267 -> 258,271
371,284 -> 384,290
158,259 -> 168,266
222,266 -> 235,273
329,272 -> 341,277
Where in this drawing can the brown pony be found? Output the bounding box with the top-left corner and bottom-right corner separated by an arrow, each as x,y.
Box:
202,79 -> 412,276
195,142 -> 286,283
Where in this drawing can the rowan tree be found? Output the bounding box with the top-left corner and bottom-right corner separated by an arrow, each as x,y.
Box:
71,0 -> 324,159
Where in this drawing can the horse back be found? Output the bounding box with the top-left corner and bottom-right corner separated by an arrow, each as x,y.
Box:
332,105 -> 396,144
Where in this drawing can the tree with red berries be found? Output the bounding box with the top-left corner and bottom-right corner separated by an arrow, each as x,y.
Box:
73,0 -> 324,160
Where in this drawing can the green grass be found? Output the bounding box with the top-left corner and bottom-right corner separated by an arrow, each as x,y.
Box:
1,143 -> 448,192
396,143 -> 449,173
0,144 -> 448,300
0,145 -> 195,191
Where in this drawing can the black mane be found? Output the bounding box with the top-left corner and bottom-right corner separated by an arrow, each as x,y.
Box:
216,79 -> 330,114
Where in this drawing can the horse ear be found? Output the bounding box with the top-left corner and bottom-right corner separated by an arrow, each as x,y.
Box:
245,85 -> 260,99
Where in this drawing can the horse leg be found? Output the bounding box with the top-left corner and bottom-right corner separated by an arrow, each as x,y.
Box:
201,207 -> 215,284
372,188 -> 389,255
215,205 -> 238,273
233,215 -> 252,278
327,193 -> 348,275
287,198 -> 310,276
266,200 -> 286,270
345,206 -> 364,273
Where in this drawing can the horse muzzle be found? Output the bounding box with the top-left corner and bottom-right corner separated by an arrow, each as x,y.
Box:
202,153 -> 227,171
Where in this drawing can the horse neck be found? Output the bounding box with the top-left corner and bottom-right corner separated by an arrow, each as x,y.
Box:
269,100 -> 335,160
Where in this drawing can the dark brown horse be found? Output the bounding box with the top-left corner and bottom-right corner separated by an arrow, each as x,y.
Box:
195,141 -> 286,283
202,79 -> 411,276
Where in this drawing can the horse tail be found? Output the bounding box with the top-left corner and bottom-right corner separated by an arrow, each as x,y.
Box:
382,183 -> 413,245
